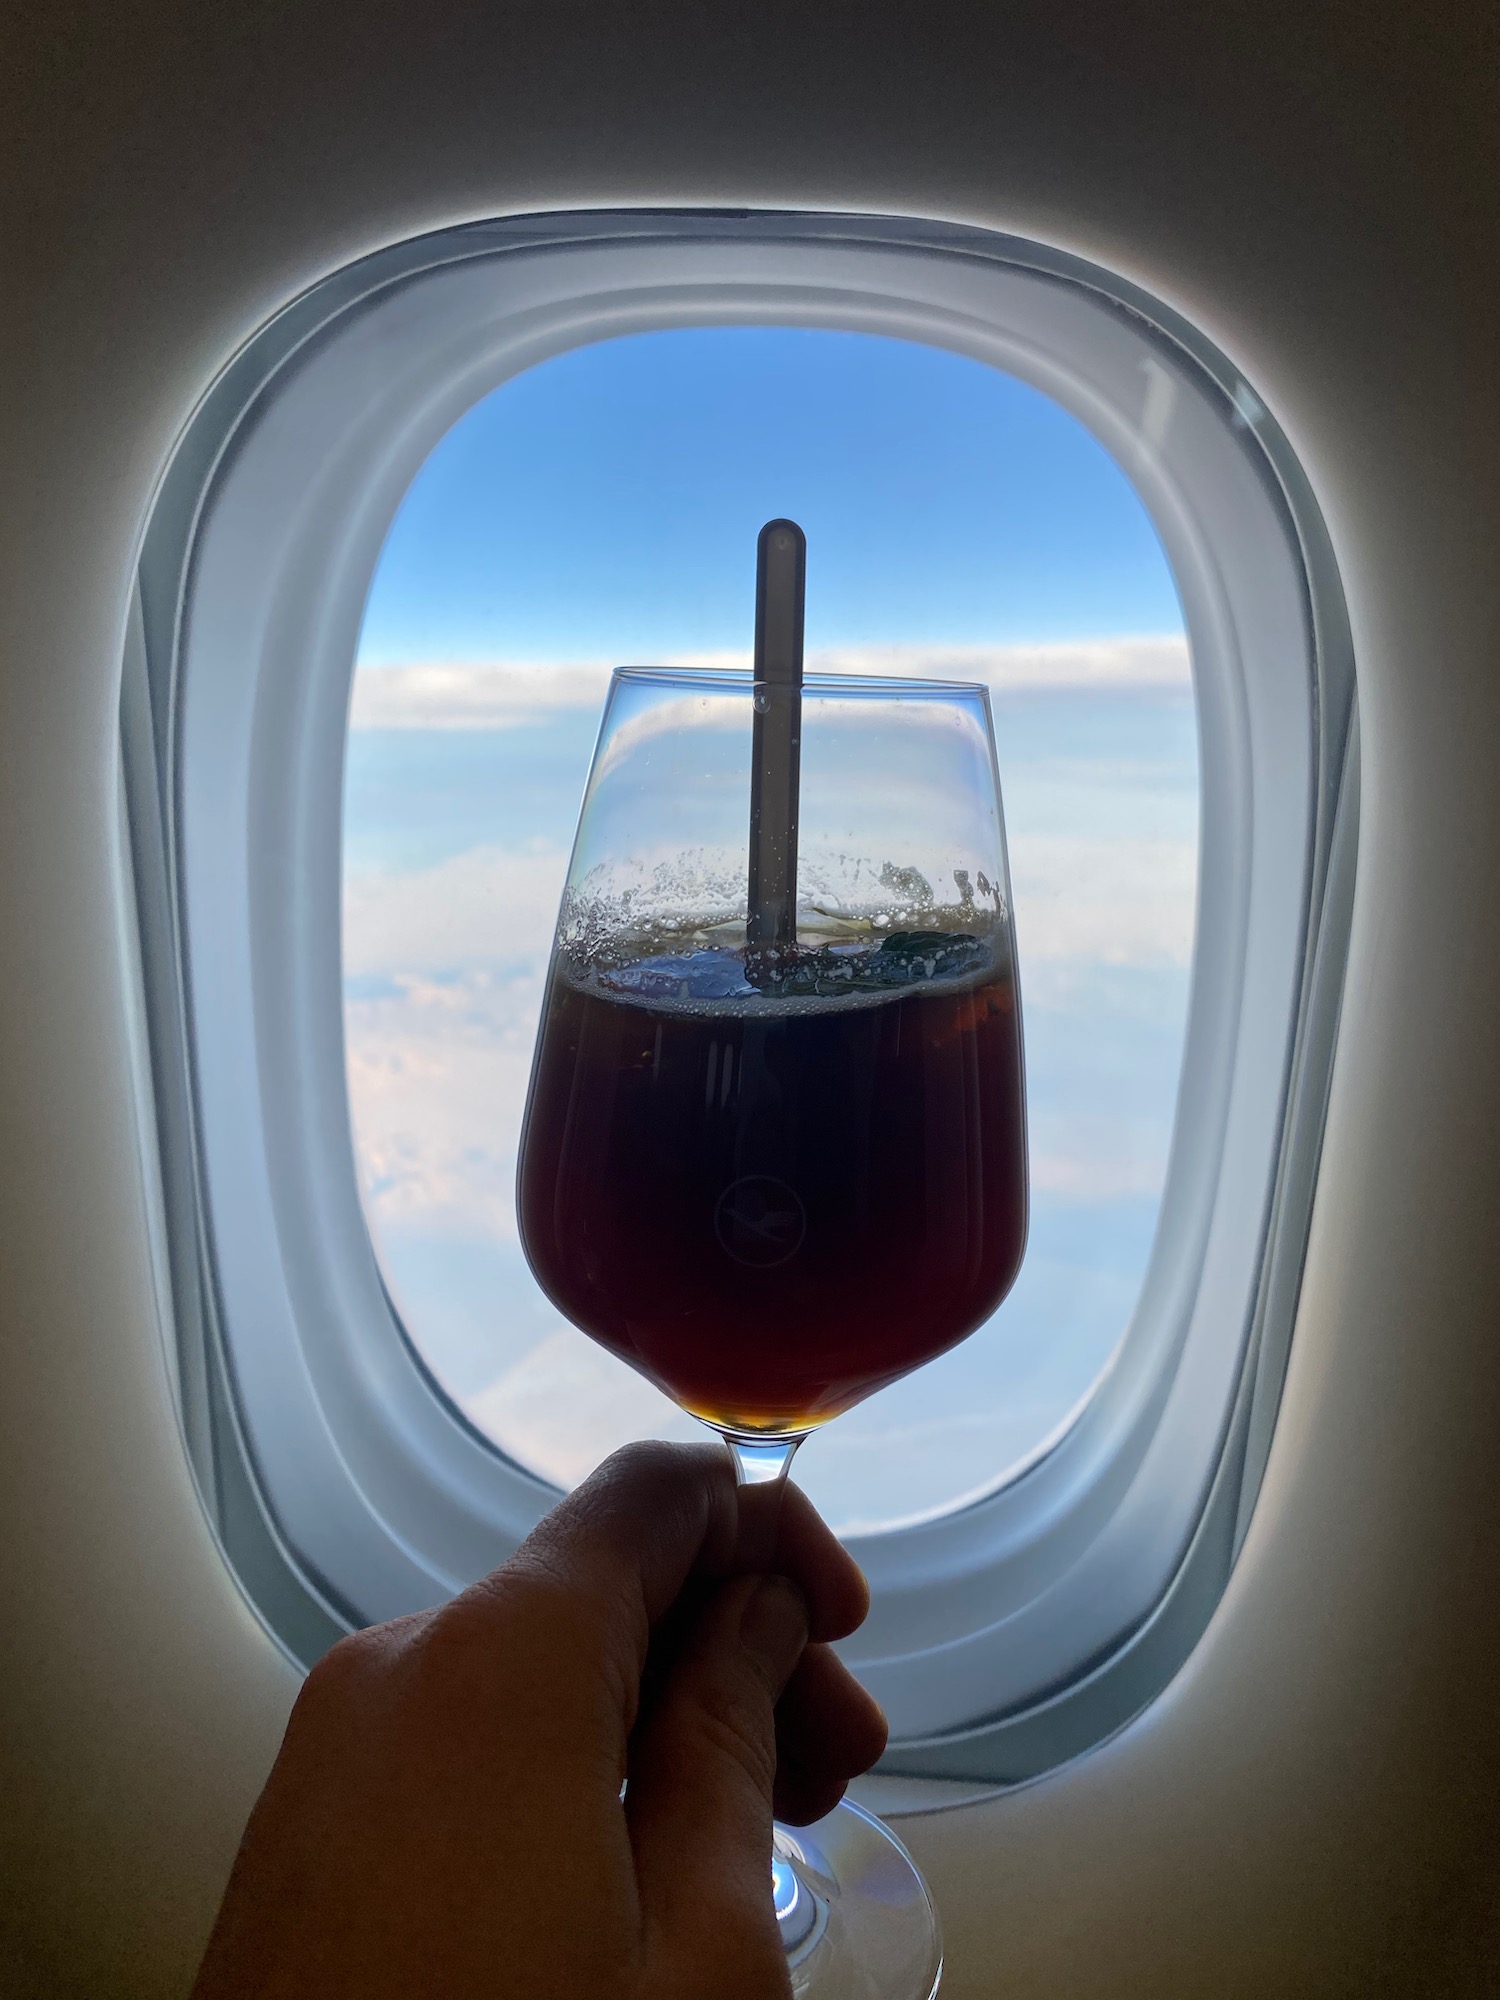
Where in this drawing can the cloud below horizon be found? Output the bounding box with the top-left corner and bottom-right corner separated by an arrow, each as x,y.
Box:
342,647 -> 1198,1523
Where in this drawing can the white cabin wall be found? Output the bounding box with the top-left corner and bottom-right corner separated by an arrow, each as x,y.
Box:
1,4 -> 1497,1993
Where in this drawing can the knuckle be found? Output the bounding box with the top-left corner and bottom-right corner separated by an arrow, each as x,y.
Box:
286,1624 -> 391,1740
300,1626 -> 377,1699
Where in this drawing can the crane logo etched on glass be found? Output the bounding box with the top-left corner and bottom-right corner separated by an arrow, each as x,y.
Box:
715,1176 -> 808,1267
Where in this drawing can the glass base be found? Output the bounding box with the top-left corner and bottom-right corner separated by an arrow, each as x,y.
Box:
773,1800 -> 942,1999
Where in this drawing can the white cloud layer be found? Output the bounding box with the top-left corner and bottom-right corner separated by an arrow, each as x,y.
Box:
1030,1148 -> 1169,1202
349,636 -> 1190,730
343,654 -> 1199,1446
343,842 -> 569,978
342,824 -> 1194,1232
1010,836 -> 1195,968
343,646 -> 1196,1520
346,970 -> 542,1240
465,1329 -> 699,1489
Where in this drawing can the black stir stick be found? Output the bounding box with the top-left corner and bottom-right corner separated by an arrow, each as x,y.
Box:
747,519 -> 807,949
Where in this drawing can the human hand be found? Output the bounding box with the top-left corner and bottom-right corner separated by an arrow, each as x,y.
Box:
191,1440 -> 887,2000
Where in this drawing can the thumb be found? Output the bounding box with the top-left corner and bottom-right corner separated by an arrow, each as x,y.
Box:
627,1573 -> 807,1994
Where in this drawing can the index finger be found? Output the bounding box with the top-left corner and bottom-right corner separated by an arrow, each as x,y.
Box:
506,1439 -> 870,1652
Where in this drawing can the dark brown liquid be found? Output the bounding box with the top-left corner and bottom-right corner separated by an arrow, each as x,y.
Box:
517,939 -> 1027,1434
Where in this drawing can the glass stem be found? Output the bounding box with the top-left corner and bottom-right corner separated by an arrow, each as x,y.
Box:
722,1431 -> 804,1571
725,1431 -> 803,1487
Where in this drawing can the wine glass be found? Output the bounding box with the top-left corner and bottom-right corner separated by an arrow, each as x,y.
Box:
517,652 -> 1026,1999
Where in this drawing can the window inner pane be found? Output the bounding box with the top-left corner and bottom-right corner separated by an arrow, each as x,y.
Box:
343,327 -> 1196,1534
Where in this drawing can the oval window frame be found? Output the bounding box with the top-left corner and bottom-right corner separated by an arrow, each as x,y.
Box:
124,209 -> 1355,1797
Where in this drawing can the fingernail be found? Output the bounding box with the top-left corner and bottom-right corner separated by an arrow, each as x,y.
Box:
739,1575 -> 808,1681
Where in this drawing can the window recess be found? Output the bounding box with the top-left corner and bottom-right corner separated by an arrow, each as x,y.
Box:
123,209 -> 1355,1800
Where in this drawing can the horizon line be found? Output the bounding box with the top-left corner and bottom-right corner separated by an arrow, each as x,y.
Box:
350,635 -> 1192,730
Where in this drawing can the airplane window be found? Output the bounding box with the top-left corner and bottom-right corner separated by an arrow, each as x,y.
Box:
343,327 -> 1196,1532
135,211 -> 1351,1779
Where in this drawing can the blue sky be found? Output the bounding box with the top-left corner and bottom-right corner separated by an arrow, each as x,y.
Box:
358,327 -> 1182,664
344,325 -> 1197,1534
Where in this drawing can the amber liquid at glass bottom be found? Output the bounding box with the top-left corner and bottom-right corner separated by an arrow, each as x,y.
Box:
519,948 -> 1026,1437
